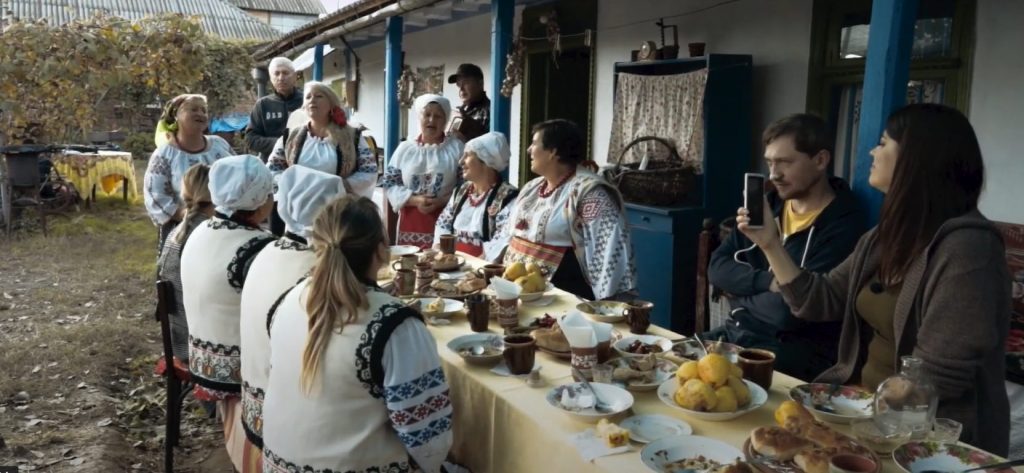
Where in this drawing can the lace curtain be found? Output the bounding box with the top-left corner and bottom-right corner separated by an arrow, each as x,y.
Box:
607,69 -> 708,173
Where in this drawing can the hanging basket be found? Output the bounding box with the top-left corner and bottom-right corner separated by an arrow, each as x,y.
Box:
605,136 -> 698,207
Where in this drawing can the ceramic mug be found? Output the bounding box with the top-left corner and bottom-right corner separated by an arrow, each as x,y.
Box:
466,294 -> 490,333
393,269 -> 415,297
503,334 -> 536,375
493,297 -> 519,329
392,254 -> 418,272
570,346 -> 599,380
737,348 -> 775,390
624,300 -> 654,334
828,454 -> 877,473
439,234 -> 456,254
476,264 -> 506,284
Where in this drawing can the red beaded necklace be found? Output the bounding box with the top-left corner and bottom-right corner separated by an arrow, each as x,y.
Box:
538,170 -> 575,198
467,184 -> 492,206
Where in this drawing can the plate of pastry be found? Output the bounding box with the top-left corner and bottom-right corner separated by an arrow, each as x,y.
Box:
415,297 -> 464,318
432,253 -> 465,272
416,274 -> 487,300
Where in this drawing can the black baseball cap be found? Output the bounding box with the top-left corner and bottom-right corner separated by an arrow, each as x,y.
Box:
447,63 -> 484,83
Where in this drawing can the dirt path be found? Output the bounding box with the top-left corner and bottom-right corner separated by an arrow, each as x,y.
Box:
0,184 -> 234,471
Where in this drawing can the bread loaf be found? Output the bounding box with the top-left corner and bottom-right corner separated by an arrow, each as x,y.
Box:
749,426 -> 813,461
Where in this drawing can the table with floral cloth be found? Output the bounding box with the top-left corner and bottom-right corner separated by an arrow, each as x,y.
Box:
405,254 -> 1008,473
51,151 -> 137,202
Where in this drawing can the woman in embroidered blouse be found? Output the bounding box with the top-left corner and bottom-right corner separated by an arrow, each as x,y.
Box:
381,94 -> 464,248
262,196 -> 452,473
144,94 -> 234,251
498,119 -> 637,300
180,155 -> 276,473
157,163 -> 214,362
265,81 -> 378,234
433,132 -> 518,261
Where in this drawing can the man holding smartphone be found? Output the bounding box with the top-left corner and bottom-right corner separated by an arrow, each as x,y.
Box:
704,114 -> 866,381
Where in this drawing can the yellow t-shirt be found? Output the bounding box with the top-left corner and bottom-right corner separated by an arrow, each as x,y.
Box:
782,200 -> 824,238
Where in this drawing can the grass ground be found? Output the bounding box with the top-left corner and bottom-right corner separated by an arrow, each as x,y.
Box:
0,163 -> 232,472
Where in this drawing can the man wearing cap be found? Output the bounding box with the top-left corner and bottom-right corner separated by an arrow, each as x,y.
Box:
447,63 -> 490,141
246,57 -> 304,162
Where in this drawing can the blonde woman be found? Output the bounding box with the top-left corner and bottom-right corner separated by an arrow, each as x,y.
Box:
262,196 -> 452,473
144,94 -> 234,250
380,94 -> 464,248
157,163 -> 214,362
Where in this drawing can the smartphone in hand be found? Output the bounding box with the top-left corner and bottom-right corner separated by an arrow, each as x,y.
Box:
744,173 -> 766,228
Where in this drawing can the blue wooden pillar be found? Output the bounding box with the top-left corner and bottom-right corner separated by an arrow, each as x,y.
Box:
853,0 -> 918,224
384,16 -> 404,162
344,48 -> 354,116
490,0 -> 513,140
313,43 -> 325,81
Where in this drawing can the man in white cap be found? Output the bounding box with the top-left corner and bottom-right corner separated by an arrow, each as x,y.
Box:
433,131 -> 518,261
246,57 -> 303,162
179,154 -> 276,472
238,166 -> 345,456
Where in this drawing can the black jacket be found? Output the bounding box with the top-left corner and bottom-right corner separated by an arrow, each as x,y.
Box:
708,177 -> 866,353
245,89 -> 303,162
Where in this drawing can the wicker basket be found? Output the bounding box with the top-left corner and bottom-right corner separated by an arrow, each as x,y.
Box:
606,136 -> 698,207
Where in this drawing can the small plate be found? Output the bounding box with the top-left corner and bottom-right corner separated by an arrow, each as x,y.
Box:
614,335 -> 674,358
416,298 -> 464,317
447,333 -> 505,367
545,382 -> 634,423
789,383 -> 874,424
641,435 -> 743,472
576,301 -> 629,323
389,245 -> 420,257
893,441 -> 1013,473
656,377 -> 767,422
432,255 -> 465,272
620,414 -> 692,443
610,357 -> 678,392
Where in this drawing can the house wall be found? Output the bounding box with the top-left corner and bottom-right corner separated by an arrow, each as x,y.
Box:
970,0 -> 1024,224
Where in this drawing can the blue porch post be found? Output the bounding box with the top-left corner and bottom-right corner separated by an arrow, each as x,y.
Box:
312,43 -> 325,81
853,0 -> 918,223
490,0 -> 513,140
384,16 -> 404,162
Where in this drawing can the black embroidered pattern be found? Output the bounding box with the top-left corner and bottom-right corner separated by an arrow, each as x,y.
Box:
354,303 -> 423,400
208,217 -> 246,231
227,235 -> 277,293
262,448 -> 412,473
267,279 -> 305,336
275,236 -> 309,251
189,335 -> 242,355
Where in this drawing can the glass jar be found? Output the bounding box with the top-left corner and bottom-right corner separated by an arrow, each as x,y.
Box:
873,356 -> 939,440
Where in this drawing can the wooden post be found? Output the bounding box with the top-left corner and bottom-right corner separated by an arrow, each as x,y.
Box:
384,16 -> 404,244
313,43 -> 325,81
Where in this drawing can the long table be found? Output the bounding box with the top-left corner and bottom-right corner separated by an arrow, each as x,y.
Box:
50,151 -> 137,203
419,254 -> 894,473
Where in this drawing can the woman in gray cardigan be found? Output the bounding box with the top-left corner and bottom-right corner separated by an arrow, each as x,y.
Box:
736,103 -> 1011,455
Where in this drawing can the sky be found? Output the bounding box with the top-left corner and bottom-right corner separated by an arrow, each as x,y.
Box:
319,0 -> 361,12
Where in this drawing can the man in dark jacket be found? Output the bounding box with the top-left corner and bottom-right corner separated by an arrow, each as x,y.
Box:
245,57 -> 303,162
447,63 -> 490,141
705,114 -> 866,381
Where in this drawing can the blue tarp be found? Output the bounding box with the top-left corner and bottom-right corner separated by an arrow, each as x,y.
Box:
210,113 -> 249,133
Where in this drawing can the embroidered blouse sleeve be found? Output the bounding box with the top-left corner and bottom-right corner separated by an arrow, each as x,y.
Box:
209,135 -> 235,156
577,186 -> 638,300
432,192 -> 458,247
266,137 -> 288,184
482,195 -> 516,262
381,317 -> 452,473
344,135 -> 378,199
143,147 -> 178,225
381,143 -> 413,209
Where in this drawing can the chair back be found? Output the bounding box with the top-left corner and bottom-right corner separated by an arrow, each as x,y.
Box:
154,280 -> 176,376
694,218 -> 721,335
6,154 -> 42,188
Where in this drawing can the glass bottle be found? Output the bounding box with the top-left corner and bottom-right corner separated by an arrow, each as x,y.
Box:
873,356 -> 939,440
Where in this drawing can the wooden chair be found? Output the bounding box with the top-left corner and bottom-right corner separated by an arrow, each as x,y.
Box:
1,146 -> 49,236
694,218 -> 722,335
153,280 -> 193,473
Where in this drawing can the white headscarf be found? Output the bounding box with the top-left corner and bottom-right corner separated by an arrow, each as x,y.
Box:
209,155 -> 273,216
465,132 -> 510,173
413,94 -> 451,121
275,166 -> 345,239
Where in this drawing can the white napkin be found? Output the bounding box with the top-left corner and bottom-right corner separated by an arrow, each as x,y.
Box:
569,429 -> 631,462
560,311 -> 614,348
489,277 -> 521,299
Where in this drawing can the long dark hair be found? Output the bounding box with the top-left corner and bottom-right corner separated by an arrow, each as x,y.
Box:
876,103 -> 984,286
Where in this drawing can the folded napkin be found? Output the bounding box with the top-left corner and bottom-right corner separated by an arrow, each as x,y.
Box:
561,311 -> 613,349
489,276 -> 521,299
569,429 -> 631,462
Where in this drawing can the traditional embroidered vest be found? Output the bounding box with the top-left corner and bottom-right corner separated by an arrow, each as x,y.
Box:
451,181 -> 519,241
180,217 -> 275,395
238,237 -> 315,449
283,124 -> 360,178
262,284 -> 421,473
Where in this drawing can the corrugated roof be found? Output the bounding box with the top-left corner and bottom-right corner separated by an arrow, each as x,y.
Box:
6,0 -> 283,41
222,0 -> 326,16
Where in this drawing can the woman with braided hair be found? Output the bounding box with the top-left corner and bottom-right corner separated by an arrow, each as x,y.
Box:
144,94 -> 233,251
